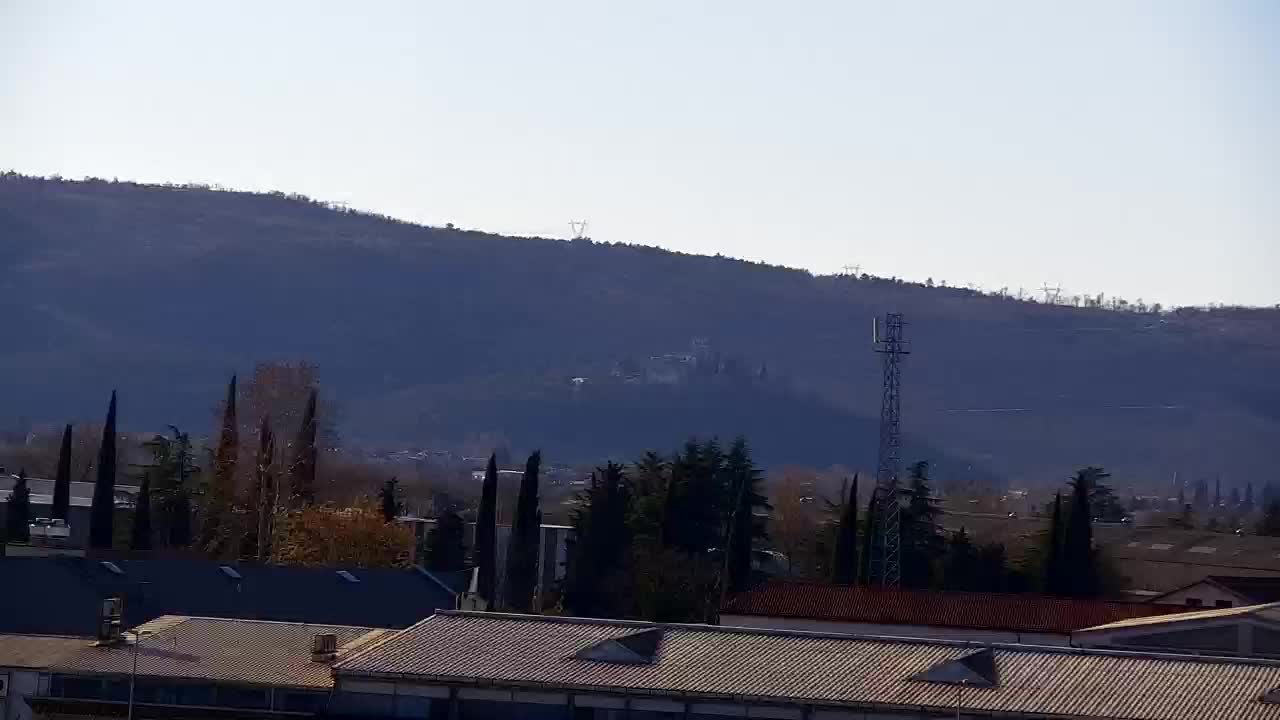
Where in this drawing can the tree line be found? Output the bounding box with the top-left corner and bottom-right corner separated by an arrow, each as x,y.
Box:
4,370 -> 409,565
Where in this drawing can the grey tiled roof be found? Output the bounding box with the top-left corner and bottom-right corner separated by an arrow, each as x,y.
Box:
335,611 -> 1280,719
52,616 -> 391,689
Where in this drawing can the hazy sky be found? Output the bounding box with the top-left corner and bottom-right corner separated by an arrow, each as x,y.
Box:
3,1 -> 1276,307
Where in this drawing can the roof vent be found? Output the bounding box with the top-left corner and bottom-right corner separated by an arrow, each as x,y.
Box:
909,648 -> 999,688
219,565 -> 242,580
100,561 -> 124,575
574,628 -> 664,665
312,633 -> 338,662
336,570 -> 360,583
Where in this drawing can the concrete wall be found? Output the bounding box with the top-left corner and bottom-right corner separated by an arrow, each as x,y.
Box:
718,614 -> 1070,646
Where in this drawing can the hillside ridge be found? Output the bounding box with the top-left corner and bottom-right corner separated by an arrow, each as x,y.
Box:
2,174 -> 1277,489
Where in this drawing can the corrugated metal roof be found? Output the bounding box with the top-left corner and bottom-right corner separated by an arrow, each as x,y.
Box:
720,580 -> 1186,633
52,616 -> 390,689
335,611 -> 1280,719
0,634 -> 90,669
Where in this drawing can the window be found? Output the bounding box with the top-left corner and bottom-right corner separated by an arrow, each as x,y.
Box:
1186,597 -> 1203,607
278,690 -> 328,713
1216,600 -> 1233,608
176,684 -> 216,706
217,685 -> 270,709
55,676 -> 103,699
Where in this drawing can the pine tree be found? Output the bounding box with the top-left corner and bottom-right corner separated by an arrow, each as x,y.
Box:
202,376 -> 238,557
724,437 -> 769,595
1257,501 -> 1280,537
504,451 -> 542,612
942,528 -> 978,591
831,475 -> 859,584
1044,492 -> 1065,594
475,454 -> 498,607
564,462 -> 631,616
1064,467 -> 1107,596
857,488 -> 878,585
900,461 -> 943,589
52,424 -> 73,521
379,478 -> 401,523
131,472 -> 152,551
89,391 -> 118,549
426,509 -> 466,572
289,389 -> 318,506
6,470 -> 31,543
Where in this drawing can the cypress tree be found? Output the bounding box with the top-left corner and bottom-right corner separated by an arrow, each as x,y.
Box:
475,453 -> 498,607
89,391 -> 118,549
564,462 -> 631,616
168,488 -> 192,547
131,472 -> 152,551
201,376 -> 238,557
245,415 -> 276,561
504,451 -> 542,612
1044,492 -> 1065,594
857,488 -> 878,585
52,424 -> 73,521
831,475 -> 859,584
289,389 -> 318,505
1064,467 -> 1106,596
427,509 -> 466,572
6,470 -> 31,543
724,437 -> 769,595
380,477 -> 400,523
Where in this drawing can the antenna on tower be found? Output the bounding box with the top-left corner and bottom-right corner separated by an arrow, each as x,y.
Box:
568,220 -> 590,240
871,313 -> 909,588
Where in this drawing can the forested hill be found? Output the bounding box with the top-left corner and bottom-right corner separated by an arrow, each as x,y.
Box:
2,174 -> 1278,489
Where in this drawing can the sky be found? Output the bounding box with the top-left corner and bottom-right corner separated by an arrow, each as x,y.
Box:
2,1 -> 1277,307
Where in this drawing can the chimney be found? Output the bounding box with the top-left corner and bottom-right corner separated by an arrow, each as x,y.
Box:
97,597 -> 124,645
311,633 -> 338,662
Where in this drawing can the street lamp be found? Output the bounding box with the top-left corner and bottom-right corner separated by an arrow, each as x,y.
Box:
126,629 -> 153,720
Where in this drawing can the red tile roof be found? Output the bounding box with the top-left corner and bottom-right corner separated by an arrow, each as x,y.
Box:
720,580 -> 1187,634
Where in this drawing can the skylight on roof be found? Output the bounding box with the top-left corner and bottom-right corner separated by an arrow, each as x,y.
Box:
908,648 -> 999,688
574,628 -> 664,665
100,561 -> 124,575
337,570 -> 360,583
219,565 -> 243,579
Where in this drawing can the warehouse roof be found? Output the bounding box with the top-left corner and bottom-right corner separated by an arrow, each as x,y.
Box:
720,579 -> 1185,633
1152,576 -> 1280,605
52,616 -> 391,689
1102,528 -> 1280,572
0,556 -> 457,635
335,611 -> 1280,719
1083,601 -> 1280,632
0,634 -> 89,669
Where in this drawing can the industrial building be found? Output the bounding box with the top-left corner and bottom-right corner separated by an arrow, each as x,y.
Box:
21,609 -> 1280,719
